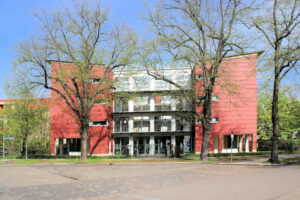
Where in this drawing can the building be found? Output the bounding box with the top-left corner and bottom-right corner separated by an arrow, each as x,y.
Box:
49,53 -> 258,156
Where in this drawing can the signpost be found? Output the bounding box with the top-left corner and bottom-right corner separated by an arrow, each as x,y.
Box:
2,135 -> 15,162
231,130 -> 234,163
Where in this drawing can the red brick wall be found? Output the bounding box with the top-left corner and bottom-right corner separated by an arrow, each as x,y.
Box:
194,54 -> 258,153
50,62 -> 112,155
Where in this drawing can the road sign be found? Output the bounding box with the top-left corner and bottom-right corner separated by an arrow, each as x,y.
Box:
4,137 -> 14,140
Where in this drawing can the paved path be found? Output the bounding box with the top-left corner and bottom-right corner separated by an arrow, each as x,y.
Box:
0,162 -> 299,200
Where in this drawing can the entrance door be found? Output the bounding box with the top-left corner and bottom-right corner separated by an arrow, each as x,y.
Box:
155,136 -> 171,155
134,137 -> 150,156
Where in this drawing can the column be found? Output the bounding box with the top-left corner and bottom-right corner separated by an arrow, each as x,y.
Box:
129,116 -> 133,132
245,135 -> 249,152
128,99 -> 134,112
171,116 -> 176,131
150,136 -> 155,155
171,135 -> 176,154
150,116 -> 155,132
129,136 -> 134,155
150,96 -> 155,111
239,135 -> 243,152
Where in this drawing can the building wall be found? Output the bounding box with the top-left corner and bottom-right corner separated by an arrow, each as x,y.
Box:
49,53 -> 258,155
194,54 -> 258,153
50,62 -> 113,155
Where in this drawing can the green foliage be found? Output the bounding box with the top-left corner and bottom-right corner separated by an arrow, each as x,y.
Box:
0,64 -> 50,157
258,84 -> 300,139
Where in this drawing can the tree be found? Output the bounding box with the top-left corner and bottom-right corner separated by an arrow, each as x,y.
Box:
1,65 -> 49,159
142,0 -> 253,160
17,1 -> 137,160
250,0 -> 299,163
258,82 -> 300,140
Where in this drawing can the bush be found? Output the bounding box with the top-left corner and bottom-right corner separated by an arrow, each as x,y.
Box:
174,146 -> 181,158
257,139 -> 298,153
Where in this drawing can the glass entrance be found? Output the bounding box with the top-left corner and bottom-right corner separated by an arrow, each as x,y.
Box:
155,136 -> 171,155
133,137 -> 150,156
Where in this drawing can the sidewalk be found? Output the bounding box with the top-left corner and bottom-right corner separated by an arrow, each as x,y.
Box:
1,153 -> 300,167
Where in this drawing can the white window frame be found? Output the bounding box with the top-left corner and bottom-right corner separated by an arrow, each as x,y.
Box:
89,121 -> 109,126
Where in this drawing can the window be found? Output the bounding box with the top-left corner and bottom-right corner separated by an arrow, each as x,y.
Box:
212,96 -> 219,101
114,117 -> 129,132
155,96 -> 171,111
223,135 -> 238,149
196,119 -> 202,124
175,98 -> 190,111
196,118 -> 218,124
134,96 -> 150,111
89,121 -> 108,126
210,118 -> 219,123
133,116 -> 150,132
88,78 -> 102,83
176,116 -> 191,131
68,139 -> 81,152
134,77 -> 150,91
115,77 -> 129,91
94,99 -> 109,105
176,74 -> 191,86
114,137 -> 129,155
114,97 -> 128,112
194,74 -> 203,80
155,116 -> 172,132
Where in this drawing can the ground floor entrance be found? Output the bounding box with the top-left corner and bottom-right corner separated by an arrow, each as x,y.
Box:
113,134 -> 192,156
54,138 -> 90,156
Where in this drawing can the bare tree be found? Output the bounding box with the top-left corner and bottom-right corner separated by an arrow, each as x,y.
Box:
250,0 -> 299,163
142,0 -> 253,160
17,1 -> 138,160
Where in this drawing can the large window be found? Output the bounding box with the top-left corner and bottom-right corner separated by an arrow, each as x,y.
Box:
133,116 -> 150,132
154,115 -> 172,132
114,117 -> 129,133
223,135 -> 238,149
114,97 -> 128,112
134,96 -> 150,111
114,137 -> 129,155
176,116 -> 191,131
155,96 -> 171,111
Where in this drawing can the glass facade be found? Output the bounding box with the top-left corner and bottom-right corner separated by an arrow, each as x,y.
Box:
133,96 -> 150,111
154,115 -> 172,132
133,116 -> 150,132
114,117 -> 129,133
114,97 -> 128,112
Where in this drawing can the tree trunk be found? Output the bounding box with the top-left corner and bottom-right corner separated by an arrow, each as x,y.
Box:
270,76 -> 280,163
200,87 -> 213,161
25,137 -> 28,160
21,136 -> 27,158
80,126 -> 89,160
200,119 -> 211,161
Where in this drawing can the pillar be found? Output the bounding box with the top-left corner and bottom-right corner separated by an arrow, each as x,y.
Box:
129,136 -> 134,155
171,135 -> 176,155
150,136 -> 155,155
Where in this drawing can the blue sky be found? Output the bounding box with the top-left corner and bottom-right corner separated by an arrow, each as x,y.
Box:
0,0 -> 146,99
0,0 -> 298,99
